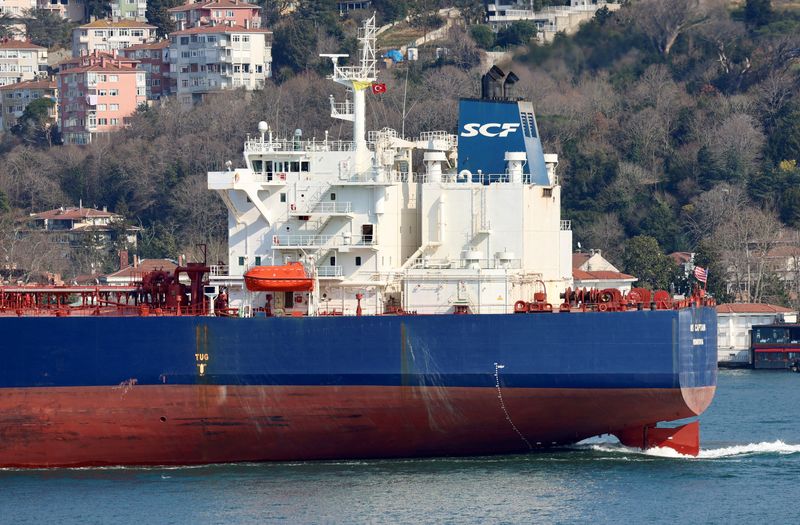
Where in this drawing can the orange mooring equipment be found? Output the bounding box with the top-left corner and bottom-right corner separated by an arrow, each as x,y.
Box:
244,262 -> 314,292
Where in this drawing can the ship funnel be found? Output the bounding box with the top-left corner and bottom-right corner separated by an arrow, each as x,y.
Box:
481,66 -> 519,101
481,65 -> 505,100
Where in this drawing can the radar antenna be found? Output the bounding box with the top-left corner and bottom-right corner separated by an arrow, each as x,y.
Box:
320,14 -> 378,174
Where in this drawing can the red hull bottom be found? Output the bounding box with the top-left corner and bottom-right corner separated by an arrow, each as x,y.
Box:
0,385 -> 715,468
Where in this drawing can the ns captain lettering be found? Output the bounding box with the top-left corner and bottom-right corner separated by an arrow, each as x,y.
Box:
460,122 -> 520,138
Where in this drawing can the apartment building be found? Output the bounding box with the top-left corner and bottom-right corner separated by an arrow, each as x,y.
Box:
0,78 -> 57,132
120,41 -> 172,99
111,0 -> 148,21
0,40 -> 48,86
72,19 -> 157,57
0,0 -> 36,38
37,0 -> 86,22
169,25 -> 271,106
58,53 -> 146,144
168,0 -> 261,31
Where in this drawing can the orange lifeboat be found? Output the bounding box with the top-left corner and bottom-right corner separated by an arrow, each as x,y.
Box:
244,262 -> 314,292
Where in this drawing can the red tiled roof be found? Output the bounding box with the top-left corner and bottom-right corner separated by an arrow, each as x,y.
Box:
716,303 -> 795,314
766,245 -> 800,258
0,40 -> 45,50
122,41 -> 170,51
0,79 -> 57,91
572,252 -> 590,269
60,63 -> 140,74
573,270 -> 636,281
169,0 -> 262,12
105,259 -> 178,279
170,24 -> 270,36
31,207 -> 116,220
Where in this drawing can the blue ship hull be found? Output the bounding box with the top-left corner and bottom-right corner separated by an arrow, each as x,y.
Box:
0,308 -> 717,466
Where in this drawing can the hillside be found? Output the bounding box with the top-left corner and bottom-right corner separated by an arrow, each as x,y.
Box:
1,0 -> 800,306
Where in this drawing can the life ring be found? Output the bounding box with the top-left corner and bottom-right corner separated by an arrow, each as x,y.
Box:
290,203 -> 296,211
598,303 -> 608,312
294,295 -> 303,304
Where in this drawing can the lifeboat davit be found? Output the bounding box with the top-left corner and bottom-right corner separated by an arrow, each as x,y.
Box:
244,262 -> 314,292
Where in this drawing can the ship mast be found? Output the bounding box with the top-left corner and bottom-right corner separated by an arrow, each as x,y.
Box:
321,14 -> 377,174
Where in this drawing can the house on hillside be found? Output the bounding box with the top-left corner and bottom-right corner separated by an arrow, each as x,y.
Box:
103,257 -> 181,285
485,0 -> 621,42
27,205 -> 139,248
0,78 -> 58,132
572,249 -> 637,293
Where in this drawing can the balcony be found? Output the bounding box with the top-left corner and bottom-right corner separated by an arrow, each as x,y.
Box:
289,202 -> 353,216
271,234 -> 377,250
316,266 -> 343,279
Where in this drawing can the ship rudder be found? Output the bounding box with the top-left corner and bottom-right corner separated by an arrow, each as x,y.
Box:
614,420 -> 700,456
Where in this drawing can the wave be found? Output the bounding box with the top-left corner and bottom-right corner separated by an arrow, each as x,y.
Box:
588,440 -> 800,459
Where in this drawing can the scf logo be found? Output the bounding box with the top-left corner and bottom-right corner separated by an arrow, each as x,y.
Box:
460,122 -> 520,138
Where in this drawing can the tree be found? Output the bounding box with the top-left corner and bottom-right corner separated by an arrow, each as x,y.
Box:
496,20 -> 537,47
744,0 -> 773,27
146,0 -> 185,37
631,0 -> 722,57
372,0 -> 408,24
271,19 -> 319,78
470,24 -> 495,49
85,0 -> 112,20
11,98 -> 59,147
622,235 -> 679,290
23,9 -> 74,49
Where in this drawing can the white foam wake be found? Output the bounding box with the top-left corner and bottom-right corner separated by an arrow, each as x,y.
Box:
589,440 -> 800,459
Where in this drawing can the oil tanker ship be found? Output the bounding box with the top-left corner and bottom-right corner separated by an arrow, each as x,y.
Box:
0,17 -> 716,467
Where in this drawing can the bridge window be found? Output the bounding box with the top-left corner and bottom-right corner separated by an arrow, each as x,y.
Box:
280,193 -> 286,202
301,161 -> 310,172
238,256 -> 245,266
355,256 -> 361,266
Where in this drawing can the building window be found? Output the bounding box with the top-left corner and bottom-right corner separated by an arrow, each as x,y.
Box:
284,291 -> 294,308
110,103 -> 119,110
355,256 -> 361,266
330,193 -> 336,201
109,89 -> 118,96
97,104 -> 106,111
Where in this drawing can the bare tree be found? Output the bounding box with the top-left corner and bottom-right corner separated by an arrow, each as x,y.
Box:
631,0 -> 723,57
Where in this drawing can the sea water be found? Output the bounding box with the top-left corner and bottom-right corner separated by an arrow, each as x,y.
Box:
1,370 -> 798,525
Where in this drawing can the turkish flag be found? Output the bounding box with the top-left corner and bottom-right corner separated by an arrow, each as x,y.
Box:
371,83 -> 386,94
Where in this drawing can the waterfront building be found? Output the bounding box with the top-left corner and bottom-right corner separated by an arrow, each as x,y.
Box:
57,52 -> 146,144
0,78 -> 57,132
72,19 -> 157,57
572,249 -> 636,294
0,40 -> 48,86
716,303 -> 797,367
169,24 -> 271,106
167,0 -> 261,30
120,41 -> 173,99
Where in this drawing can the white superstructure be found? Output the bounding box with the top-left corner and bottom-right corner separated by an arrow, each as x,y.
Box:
207,16 -> 573,317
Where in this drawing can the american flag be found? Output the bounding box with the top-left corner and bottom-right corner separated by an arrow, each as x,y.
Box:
694,265 -> 708,283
